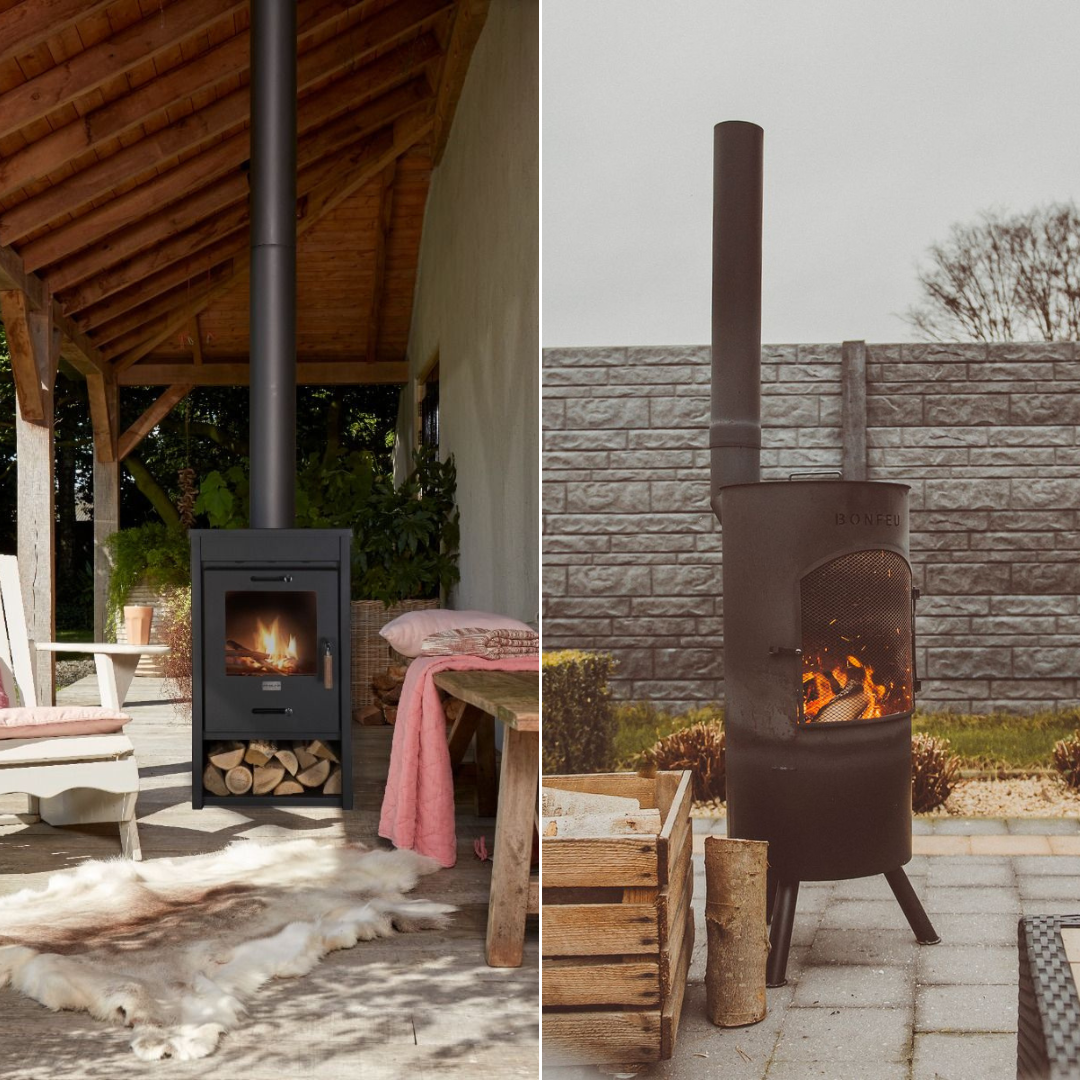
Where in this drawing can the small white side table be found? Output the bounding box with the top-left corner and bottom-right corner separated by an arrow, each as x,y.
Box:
36,643 -> 171,709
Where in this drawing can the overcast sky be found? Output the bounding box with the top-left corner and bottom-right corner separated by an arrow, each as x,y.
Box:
542,1 -> 1080,347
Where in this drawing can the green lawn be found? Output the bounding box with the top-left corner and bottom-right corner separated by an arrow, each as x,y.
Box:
612,702 -> 723,767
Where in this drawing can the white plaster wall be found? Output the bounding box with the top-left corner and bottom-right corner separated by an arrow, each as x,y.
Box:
396,0 -> 538,623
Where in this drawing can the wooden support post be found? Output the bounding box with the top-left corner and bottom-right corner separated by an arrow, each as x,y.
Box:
366,163 -> 396,363
14,308 -> 59,705
91,379 -> 119,640
841,339 -> 868,481
704,836 -> 769,1027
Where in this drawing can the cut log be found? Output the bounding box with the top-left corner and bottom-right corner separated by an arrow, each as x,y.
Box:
388,664 -> 408,679
225,764 -> 253,795
202,763 -> 229,797
355,704 -> 385,726
293,744 -> 319,770
541,787 -> 643,818
372,672 -> 400,691
274,749 -> 299,776
704,836 -> 769,1027
297,758 -> 331,788
272,779 -> 305,796
384,706 -> 398,725
444,697 -> 467,723
381,681 -> 403,705
244,739 -> 278,767
208,740 -> 245,770
307,739 -> 339,763
253,763 -> 286,795
323,766 -> 343,795
539,809 -> 662,837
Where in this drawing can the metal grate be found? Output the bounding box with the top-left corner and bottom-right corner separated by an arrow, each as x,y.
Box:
800,549 -> 913,724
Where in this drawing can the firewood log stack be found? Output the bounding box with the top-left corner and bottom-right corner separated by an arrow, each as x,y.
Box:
354,663 -> 410,725
203,739 -> 342,796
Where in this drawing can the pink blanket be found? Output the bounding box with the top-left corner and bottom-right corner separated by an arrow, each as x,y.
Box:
378,653 -> 539,867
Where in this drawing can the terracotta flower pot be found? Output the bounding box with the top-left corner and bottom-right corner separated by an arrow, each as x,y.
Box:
124,605 -> 154,645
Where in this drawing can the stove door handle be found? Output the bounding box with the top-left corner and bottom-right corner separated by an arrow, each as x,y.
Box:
769,646 -> 802,657
250,574 -> 294,582
323,641 -> 333,690
252,707 -> 293,714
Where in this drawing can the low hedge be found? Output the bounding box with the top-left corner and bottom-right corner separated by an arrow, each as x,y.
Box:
541,650 -> 617,774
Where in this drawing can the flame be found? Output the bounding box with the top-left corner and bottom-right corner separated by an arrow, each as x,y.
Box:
802,653 -> 888,722
255,617 -> 299,669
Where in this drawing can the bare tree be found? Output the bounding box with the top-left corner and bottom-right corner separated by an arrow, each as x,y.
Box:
906,203 -> 1080,342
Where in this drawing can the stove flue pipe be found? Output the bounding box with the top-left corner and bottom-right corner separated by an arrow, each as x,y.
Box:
249,0 -> 297,530
710,121 -> 763,521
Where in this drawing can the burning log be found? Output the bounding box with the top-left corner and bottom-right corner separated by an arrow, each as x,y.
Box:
225,639 -> 288,676
815,686 -> 869,724
704,837 -> 768,1026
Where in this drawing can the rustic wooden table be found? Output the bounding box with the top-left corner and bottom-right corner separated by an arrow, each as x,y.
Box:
434,669 -> 539,967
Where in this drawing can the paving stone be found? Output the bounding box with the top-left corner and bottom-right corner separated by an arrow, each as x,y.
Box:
912,1032 -> 1017,1080
791,964 -> 913,1008
915,983 -> 1017,1032
927,859 -> 1014,888
772,1006 -> 912,1062
809,930 -> 918,968
1018,874 -> 1080,900
916,945 -> 1017,985
1014,855 -> 1080,876
787,885 -> 834,914
1008,818 -> 1080,834
911,818 -> 934,835
929,912 -> 1022,946
832,875 -> 926,901
1019,897 -> 1080,917
932,818 -> 1009,835
819,900 -> 914,932
766,1064 -> 908,1080
924,886 -> 1019,915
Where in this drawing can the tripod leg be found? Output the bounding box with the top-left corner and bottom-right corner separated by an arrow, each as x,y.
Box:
766,879 -> 799,987
884,867 -> 940,945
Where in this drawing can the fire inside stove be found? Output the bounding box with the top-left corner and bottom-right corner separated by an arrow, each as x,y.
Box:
799,549 -> 914,724
225,590 -> 317,677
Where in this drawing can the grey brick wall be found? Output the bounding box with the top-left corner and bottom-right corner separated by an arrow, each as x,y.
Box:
542,341 -> 1080,714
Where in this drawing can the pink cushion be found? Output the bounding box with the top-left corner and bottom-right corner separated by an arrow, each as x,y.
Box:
380,609 -> 534,658
0,706 -> 131,741
0,683 -> 8,709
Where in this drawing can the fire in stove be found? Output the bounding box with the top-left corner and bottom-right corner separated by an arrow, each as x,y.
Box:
802,654 -> 887,723
224,591 -> 317,677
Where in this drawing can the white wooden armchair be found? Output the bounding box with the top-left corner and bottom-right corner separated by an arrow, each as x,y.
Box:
0,555 -> 142,859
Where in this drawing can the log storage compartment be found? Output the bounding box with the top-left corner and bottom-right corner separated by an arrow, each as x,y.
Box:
541,771 -> 694,1065
202,738 -> 344,800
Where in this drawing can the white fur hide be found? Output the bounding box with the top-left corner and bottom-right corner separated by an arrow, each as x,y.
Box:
0,839 -> 452,1061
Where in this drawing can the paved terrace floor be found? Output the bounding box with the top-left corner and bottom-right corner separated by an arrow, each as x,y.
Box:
548,817 -> 1080,1080
0,676 -> 539,1080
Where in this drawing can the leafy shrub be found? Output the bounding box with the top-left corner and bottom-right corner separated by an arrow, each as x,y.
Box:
105,523 -> 191,637
157,587 -> 191,717
542,650 -> 617,775
639,722 -> 726,803
613,701 -> 724,768
1052,733 -> 1080,789
911,733 -> 961,812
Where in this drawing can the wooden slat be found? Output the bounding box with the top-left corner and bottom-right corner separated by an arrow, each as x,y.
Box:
541,903 -> 659,957
541,836 -> 660,890
543,958 -> 660,1007
116,385 -> 191,461
660,905 -> 694,1060
542,773 -> 660,810
431,0 -> 490,164
3,24 -> 442,246
0,0 -> 246,143
366,163 -> 396,362
0,290 -> 45,422
432,670 -> 538,730
118,361 -> 409,386
542,1011 -> 662,1068
0,0 -> 114,68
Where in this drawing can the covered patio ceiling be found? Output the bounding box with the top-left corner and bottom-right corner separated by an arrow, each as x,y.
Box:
0,0 -> 487,453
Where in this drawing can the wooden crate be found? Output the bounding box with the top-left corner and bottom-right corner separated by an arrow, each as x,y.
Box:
542,770 -> 694,1066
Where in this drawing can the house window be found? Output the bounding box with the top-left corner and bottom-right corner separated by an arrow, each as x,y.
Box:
419,362 -> 439,449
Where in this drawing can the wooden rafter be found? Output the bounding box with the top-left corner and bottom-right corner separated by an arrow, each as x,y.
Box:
366,164 -> 398,363
118,362 -> 408,387
432,0 -> 490,164
0,0 -> 114,67
0,291 -> 45,422
117,385 -> 193,461
0,0 -> 246,144
191,319 -> 204,367
4,17 -> 444,247
117,112 -> 433,371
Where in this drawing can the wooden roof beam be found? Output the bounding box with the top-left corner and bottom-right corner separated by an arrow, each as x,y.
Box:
0,291 -> 45,421
0,0 -> 247,144
119,362 -> 408,387
4,10 -> 446,247
366,164 -> 397,363
86,371 -> 118,463
432,0 -> 490,165
0,0 -> 115,68
115,112 -> 433,372
117,385 -> 192,461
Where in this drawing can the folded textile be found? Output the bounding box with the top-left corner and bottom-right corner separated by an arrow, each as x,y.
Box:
420,626 -> 539,659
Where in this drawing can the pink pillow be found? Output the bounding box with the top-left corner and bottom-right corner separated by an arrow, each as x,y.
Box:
380,609 -> 534,658
0,682 -> 8,709
0,706 -> 130,741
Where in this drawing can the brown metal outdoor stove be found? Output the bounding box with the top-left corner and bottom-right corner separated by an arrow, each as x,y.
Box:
711,121 -> 939,987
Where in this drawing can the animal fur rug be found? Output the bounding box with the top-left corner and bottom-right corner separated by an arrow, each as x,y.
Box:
0,839 -> 452,1061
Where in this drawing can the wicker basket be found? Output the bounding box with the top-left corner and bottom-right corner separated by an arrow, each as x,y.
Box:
350,598 -> 439,710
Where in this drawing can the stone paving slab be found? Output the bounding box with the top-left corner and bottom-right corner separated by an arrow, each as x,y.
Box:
915,983 -> 1017,1033
917,944 -> 1017,985
912,1032 -> 1017,1080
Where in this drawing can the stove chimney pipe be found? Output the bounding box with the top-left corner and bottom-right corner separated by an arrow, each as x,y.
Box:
249,0 -> 297,529
710,121 -> 763,520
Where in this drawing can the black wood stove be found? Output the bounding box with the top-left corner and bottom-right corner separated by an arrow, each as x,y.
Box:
711,121 -> 938,986
191,2 -> 352,808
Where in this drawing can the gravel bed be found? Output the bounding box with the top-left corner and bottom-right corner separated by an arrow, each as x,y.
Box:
55,658 -> 96,690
